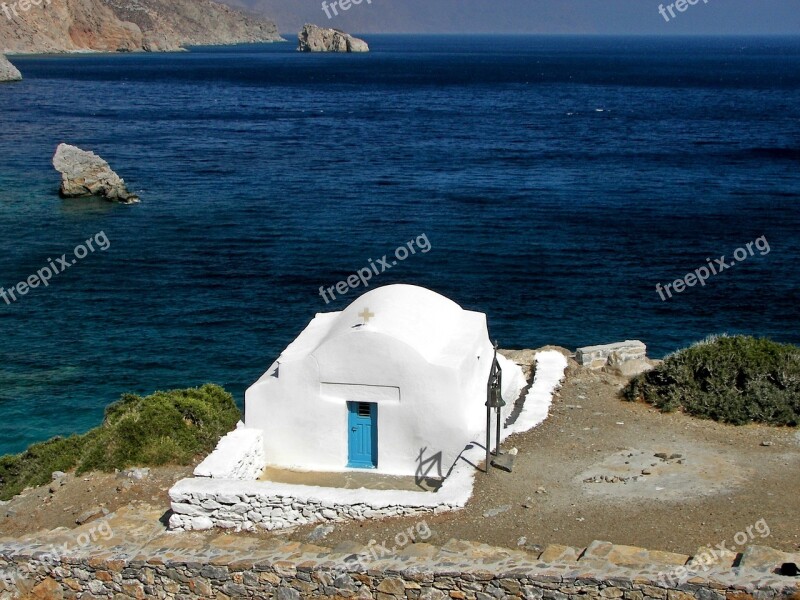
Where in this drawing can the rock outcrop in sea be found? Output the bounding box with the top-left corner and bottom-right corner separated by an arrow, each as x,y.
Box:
297,24 -> 369,53
52,144 -> 139,204
0,0 -> 282,55
0,55 -> 22,82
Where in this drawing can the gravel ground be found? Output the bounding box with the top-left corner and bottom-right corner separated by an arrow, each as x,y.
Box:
0,466 -> 190,538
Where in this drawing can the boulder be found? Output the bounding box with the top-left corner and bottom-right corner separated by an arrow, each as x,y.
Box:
297,24 -> 369,53
603,353 -> 655,378
0,54 -> 22,82
52,144 -> 139,204
117,467 -> 151,480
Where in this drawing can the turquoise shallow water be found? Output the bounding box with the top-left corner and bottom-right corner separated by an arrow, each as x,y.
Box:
0,36 -> 798,455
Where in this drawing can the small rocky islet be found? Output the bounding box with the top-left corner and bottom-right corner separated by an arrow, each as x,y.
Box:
297,23 -> 369,53
52,143 -> 139,204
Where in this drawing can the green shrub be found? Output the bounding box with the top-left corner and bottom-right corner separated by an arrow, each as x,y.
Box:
624,335 -> 800,426
0,384 -> 240,500
0,435 -> 84,500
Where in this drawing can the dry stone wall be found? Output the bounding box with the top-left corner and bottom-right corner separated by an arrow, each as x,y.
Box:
1,524 -> 798,600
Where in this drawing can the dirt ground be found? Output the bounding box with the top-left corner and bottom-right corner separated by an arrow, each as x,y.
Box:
0,466 -> 191,538
2,353 -> 799,557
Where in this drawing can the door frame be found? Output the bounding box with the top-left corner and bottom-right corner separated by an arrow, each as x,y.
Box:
346,401 -> 378,469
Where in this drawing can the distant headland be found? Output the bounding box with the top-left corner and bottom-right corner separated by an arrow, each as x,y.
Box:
0,0 -> 283,55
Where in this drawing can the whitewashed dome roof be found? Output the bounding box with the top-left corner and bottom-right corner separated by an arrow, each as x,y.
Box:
317,284 -> 473,362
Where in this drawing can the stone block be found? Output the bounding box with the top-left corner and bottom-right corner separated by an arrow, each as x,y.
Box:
170,503 -> 206,516
581,541 -> 688,569
576,341 -> 647,369
604,356 -> 654,379
275,587 -> 300,600
376,577 -> 406,595
29,577 -> 64,599
190,516 -> 215,531
217,494 -> 240,505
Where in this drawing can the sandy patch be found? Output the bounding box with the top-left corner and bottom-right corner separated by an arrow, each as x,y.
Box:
577,445 -> 751,500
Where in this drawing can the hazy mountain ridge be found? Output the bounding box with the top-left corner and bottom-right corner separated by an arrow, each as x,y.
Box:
216,0 -> 800,35
0,0 -> 282,55
216,0 -> 618,35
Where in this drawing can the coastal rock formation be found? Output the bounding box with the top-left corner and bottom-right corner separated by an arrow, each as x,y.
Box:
0,54 -> 22,82
52,144 -> 139,204
297,23 -> 369,53
0,0 -> 282,55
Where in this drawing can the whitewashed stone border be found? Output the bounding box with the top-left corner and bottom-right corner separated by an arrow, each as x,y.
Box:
192,427 -> 265,480
168,479 -> 460,531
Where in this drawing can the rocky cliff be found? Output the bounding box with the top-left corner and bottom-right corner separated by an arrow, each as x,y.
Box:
0,0 -> 282,55
0,54 -> 22,81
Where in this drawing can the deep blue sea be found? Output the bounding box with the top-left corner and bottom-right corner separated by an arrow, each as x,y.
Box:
0,36 -> 798,455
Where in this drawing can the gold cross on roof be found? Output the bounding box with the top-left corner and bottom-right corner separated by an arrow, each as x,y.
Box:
358,308 -> 375,324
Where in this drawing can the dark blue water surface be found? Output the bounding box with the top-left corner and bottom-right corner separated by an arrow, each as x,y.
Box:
1,36 -> 799,455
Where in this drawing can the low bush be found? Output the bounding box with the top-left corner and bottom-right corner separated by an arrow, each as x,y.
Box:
623,335 -> 800,426
0,384 -> 239,500
0,435 -> 84,501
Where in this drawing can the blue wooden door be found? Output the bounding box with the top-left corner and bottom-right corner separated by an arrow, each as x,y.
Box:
347,402 -> 377,468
